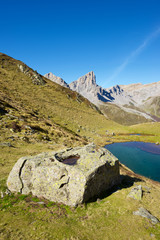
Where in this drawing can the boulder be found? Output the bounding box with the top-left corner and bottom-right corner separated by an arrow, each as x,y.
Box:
133,207 -> 159,224
7,143 -> 120,207
127,185 -> 142,200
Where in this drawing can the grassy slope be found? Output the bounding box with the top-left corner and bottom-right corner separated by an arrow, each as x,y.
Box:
1,169 -> 160,240
0,53 -> 124,143
0,53 -> 160,239
100,102 -> 152,126
142,96 -> 160,118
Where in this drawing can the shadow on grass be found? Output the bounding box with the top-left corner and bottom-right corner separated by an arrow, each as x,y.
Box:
86,174 -> 144,204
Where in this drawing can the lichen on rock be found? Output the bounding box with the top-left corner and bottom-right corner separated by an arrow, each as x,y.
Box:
7,143 -> 120,207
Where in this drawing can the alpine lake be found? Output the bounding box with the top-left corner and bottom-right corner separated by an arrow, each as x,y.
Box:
105,141 -> 160,182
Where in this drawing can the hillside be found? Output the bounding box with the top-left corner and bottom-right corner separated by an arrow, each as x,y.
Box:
141,96 -> 160,118
0,53 -> 124,145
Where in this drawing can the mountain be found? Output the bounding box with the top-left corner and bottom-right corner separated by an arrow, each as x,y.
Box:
120,81 -> 160,106
141,96 -> 160,118
69,71 -> 158,125
44,72 -> 69,88
69,71 -> 115,105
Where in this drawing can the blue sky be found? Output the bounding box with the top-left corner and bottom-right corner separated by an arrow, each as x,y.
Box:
1,0 -> 160,87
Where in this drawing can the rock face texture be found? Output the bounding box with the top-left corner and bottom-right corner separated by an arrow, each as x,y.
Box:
18,64 -> 46,85
120,81 -> 160,105
7,144 -> 120,207
133,207 -> 159,224
44,72 -> 69,88
127,185 -> 142,200
69,72 -> 156,122
69,71 -> 114,105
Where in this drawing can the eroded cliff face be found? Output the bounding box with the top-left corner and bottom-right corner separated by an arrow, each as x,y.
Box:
69,71 -> 115,105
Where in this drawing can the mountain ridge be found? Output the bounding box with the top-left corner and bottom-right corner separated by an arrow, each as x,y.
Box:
45,70 -> 160,123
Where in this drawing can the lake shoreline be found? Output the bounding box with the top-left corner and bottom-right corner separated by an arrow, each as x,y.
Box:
105,141 -> 160,182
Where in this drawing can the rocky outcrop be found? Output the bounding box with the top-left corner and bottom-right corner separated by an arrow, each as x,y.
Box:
133,207 -> 159,224
18,64 -> 46,85
7,143 -> 120,207
69,71 -> 114,105
44,72 -> 69,88
127,185 -> 142,200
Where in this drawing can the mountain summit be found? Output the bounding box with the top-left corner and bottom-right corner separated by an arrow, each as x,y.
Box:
44,72 -> 69,88
69,71 -> 114,104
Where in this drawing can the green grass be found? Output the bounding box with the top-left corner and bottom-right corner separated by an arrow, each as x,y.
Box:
100,102 -> 152,126
1,178 -> 160,239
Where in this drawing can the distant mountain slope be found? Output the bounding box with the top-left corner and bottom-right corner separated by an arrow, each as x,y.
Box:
44,72 -> 69,88
141,96 -> 160,118
120,81 -> 160,105
69,71 -> 155,124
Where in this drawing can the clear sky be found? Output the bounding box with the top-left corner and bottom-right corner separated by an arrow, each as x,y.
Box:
1,0 -> 160,88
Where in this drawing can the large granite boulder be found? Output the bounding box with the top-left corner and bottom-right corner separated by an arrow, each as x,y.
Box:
7,144 -> 120,207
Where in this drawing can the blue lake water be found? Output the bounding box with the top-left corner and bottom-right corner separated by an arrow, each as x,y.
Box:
105,142 -> 160,182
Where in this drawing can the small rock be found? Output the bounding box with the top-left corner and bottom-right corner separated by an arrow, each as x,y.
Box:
5,189 -> 11,195
37,201 -> 45,205
7,136 -> 15,141
127,185 -> 142,200
142,185 -> 151,193
1,191 -> 4,198
133,207 -> 159,224
1,189 -> 11,198
150,233 -> 155,238
0,142 -> 13,147
156,142 -> 159,145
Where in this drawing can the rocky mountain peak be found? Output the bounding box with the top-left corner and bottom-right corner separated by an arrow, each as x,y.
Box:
108,85 -> 123,95
44,72 -> 69,88
72,71 -> 96,87
84,71 -> 96,85
69,71 -> 114,104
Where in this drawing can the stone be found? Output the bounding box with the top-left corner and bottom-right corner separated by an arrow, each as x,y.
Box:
37,202 -> 45,205
127,185 -> 142,200
133,207 -> 159,224
142,185 -> 151,193
0,142 -> 13,147
1,189 -> 11,198
7,143 -> 120,207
